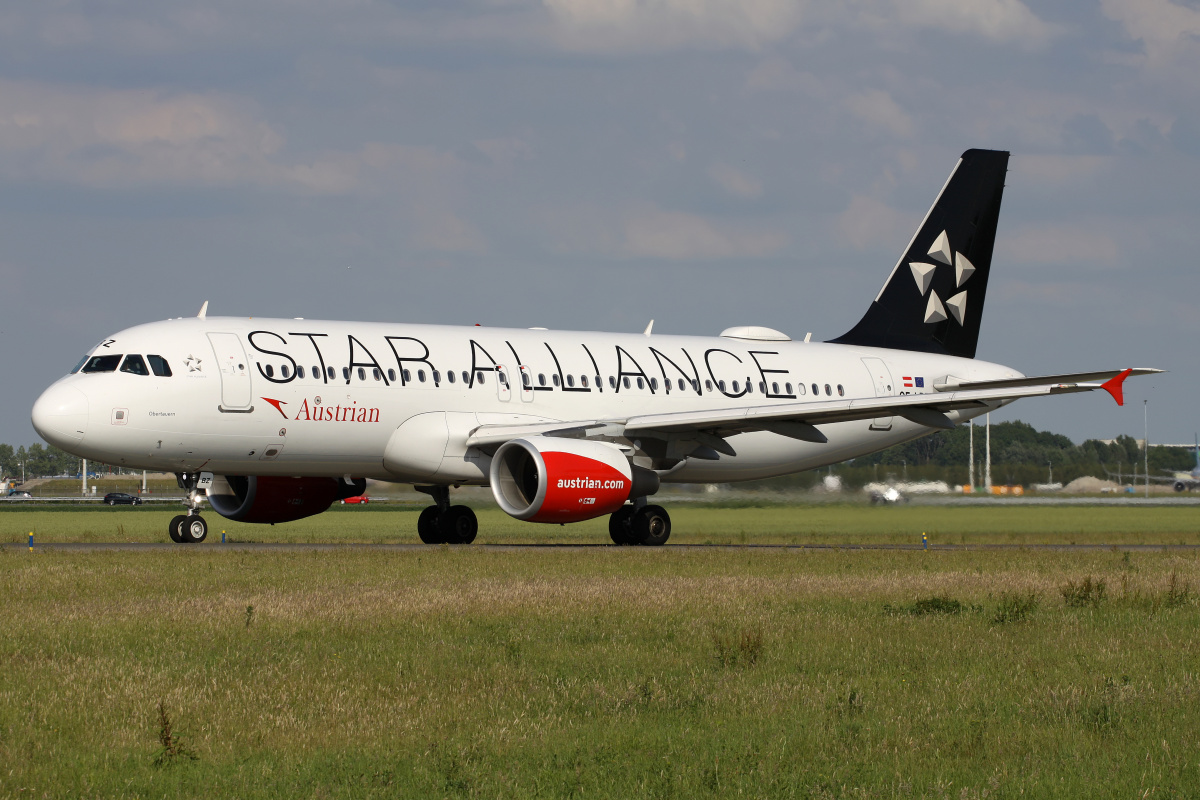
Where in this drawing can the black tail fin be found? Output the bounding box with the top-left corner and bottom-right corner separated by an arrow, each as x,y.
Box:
829,148 -> 1009,359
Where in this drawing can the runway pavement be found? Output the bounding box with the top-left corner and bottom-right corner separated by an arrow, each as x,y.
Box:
6,541 -> 1200,552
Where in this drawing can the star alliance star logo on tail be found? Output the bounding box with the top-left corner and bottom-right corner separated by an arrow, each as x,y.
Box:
908,230 -> 973,325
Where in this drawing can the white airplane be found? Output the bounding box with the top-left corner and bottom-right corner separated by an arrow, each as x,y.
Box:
31,149 -> 1159,545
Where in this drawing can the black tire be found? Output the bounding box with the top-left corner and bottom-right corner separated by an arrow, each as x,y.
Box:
440,505 -> 478,544
631,505 -> 671,546
180,515 -> 208,543
417,506 -> 443,544
168,515 -> 187,544
608,505 -> 638,545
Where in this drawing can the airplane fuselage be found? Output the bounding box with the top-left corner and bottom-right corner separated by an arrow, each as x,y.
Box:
34,316 -> 1017,483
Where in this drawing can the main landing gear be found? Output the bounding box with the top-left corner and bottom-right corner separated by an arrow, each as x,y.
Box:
415,485 -> 478,545
168,472 -> 209,544
609,502 -> 671,546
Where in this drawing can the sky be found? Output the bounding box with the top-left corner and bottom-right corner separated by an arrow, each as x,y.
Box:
1,0 -> 1197,450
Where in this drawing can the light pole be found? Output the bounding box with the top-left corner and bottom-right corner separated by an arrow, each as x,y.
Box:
1047,459 -> 1052,485
1144,399 -> 1149,498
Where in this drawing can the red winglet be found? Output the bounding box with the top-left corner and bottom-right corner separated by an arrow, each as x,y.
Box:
1100,369 -> 1133,406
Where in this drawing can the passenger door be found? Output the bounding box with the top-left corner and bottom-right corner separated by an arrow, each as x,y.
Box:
207,332 -> 253,412
860,357 -> 894,431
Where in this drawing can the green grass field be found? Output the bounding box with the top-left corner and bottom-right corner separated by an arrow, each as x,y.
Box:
1,505 -> 1199,797
2,502 -> 1199,546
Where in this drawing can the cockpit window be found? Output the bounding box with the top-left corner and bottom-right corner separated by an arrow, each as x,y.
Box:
70,355 -> 89,374
147,355 -> 172,377
120,355 -> 150,376
81,355 -> 122,373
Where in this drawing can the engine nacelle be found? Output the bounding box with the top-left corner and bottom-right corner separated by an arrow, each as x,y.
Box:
206,475 -> 365,524
490,437 -> 659,523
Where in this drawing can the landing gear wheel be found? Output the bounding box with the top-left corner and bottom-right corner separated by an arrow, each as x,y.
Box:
180,515 -> 208,543
609,505 -> 638,545
168,515 -> 187,544
417,506 -> 443,544
632,505 -> 671,546
440,505 -> 478,544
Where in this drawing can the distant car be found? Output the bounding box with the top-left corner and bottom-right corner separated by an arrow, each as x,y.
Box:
341,495 -> 369,505
104,492 -> 143,506
7,489 -> 32,498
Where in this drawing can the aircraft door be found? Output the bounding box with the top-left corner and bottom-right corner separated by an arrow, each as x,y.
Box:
860,357 -> 894,431
207,332 -> 254,412
517,365 -> 534,402
495,365 -> 512,402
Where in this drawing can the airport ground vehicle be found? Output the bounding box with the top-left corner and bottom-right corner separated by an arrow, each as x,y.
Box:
103,492 -> 143,505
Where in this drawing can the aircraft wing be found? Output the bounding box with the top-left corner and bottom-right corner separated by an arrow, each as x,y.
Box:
934,368 -> 1160,392
465,368 -> 1158,457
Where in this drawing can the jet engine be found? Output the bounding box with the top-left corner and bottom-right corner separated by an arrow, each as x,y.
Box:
490,437 -> 659,523
206,475 -> 366,524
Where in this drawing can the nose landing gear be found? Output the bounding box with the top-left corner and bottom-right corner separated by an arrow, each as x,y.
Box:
415,485 -> 478,544
168,472 -> 209,544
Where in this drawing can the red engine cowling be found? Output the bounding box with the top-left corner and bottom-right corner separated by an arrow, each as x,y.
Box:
490,437 -> 658,523
206,475 -> 365,524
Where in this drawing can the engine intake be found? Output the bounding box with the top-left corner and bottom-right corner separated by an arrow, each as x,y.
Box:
207,475 -> 365,524
490,437 -> 658,523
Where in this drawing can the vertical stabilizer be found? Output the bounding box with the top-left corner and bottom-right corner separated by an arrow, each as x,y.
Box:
829,149 -> 1009,359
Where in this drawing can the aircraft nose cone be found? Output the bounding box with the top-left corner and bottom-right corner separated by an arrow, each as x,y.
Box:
32,383 -> 89,449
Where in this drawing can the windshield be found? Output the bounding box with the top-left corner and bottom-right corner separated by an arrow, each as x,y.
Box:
120,355 -> 149,376
81,355 -> 123,373
70,355 -> 89,374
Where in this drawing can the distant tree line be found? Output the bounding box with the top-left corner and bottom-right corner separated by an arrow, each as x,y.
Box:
3,421 -> 1195,488
749,421 -> 1197,490
0,443 -> 122,483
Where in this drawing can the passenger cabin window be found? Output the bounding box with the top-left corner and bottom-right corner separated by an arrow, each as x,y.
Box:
825,384 -> 832,396
623,377 -> 630,389
82,354 -> 122,373
539,374 -> 547,386
403,369 -> 412,382
786,382 -> 793,395
264,364 -> 275,378
342,367 -> 349,380
718,380 -> 726,392
296,366 -> 305,379
120,355 -> 149,376
461,371 -> 469,384
433,370 -> 441,384
811,383 -> 818,396
650,378 -> 658,391
281,365 -> 290,379
837,384 -> 845,396
147,355 -> 172,377
553,374 -> 561,387
418,369 -> 427,382
446,370 -> 454,383
731,380 -> 739,393
327,367 -> 335,380
772,382 -> 779,394
797,383 -> 805,395
356,368 -> 365,381
608,376 -> 616,389
566,374 -> 574,387
373,368 -> 381,381
705,380 -> 712,392
476,371 -> 486,385
522,372 -> 531,388
581,375 -> 589,388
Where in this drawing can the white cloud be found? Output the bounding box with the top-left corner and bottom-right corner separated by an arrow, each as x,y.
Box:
708,163 -> 763,198
623,205 -> 788,259
836,195 -> 915,251
1101,0 -> 1200,69
541,0 -> 805,52
884,0 -> 1056,46
842,89 -> 914,138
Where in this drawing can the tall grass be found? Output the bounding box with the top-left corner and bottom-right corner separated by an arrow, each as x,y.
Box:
0,547 -> 1197,797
